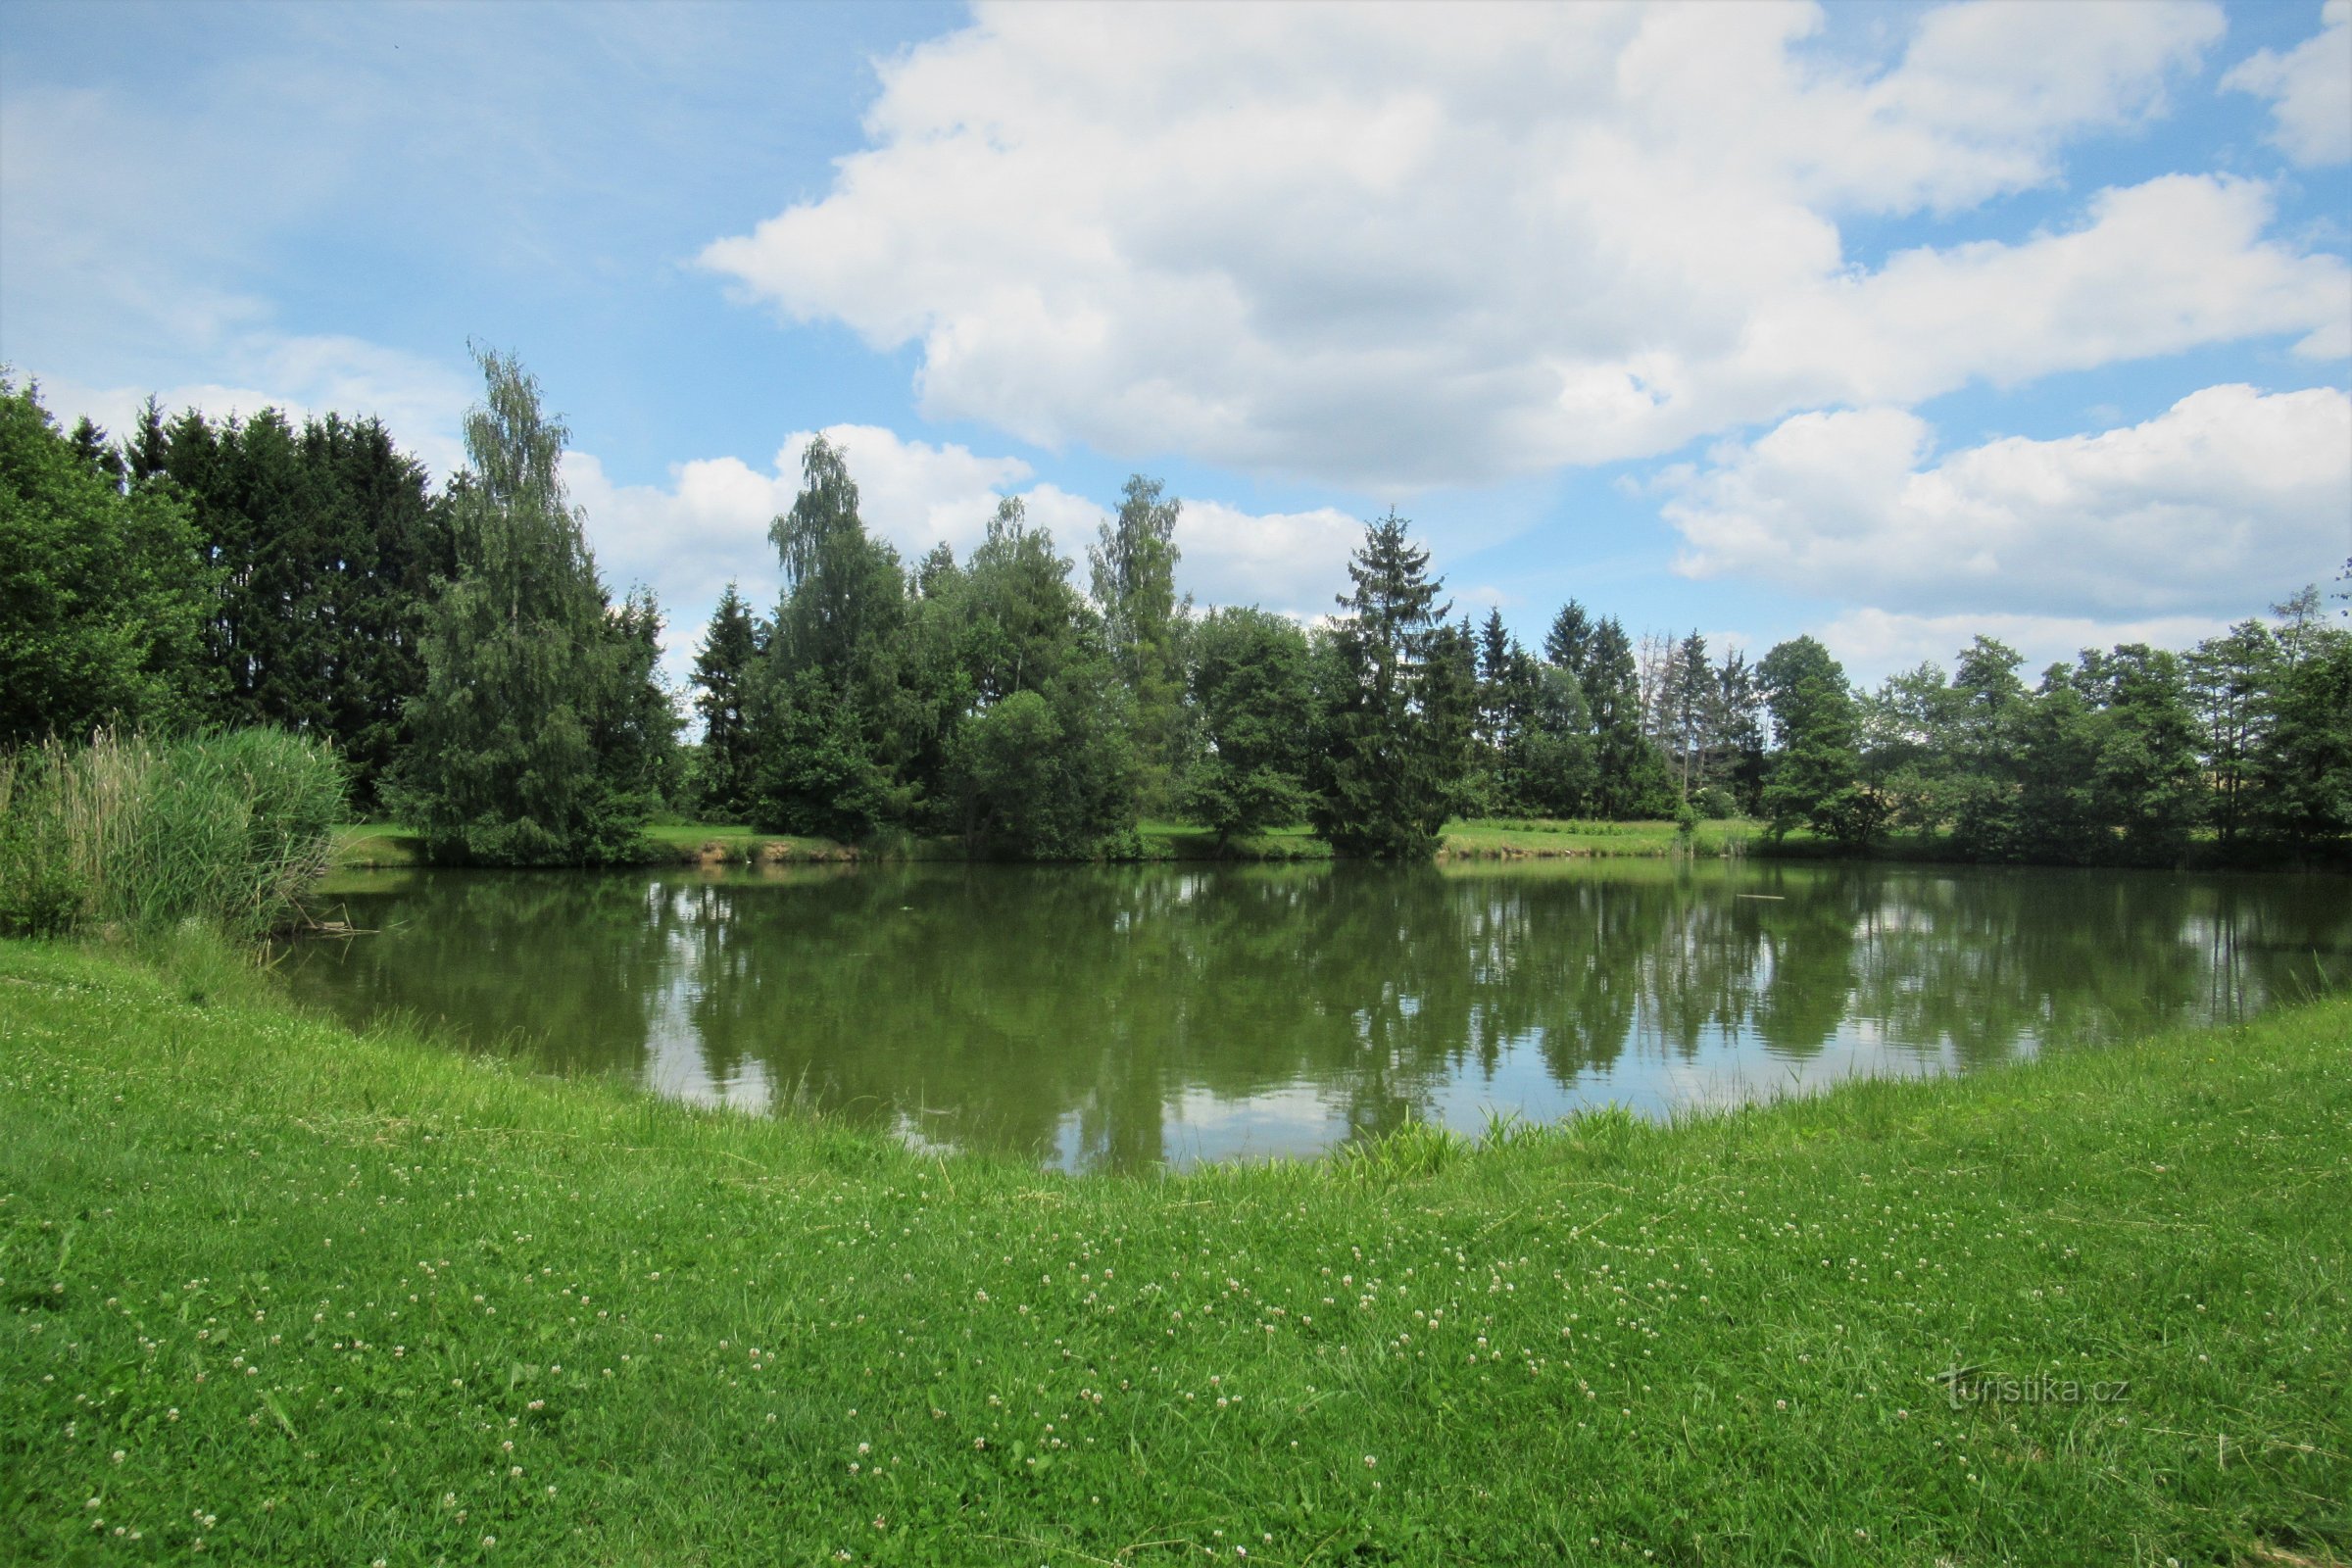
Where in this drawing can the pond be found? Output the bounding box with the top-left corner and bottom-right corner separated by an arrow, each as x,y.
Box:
281,858 -> 2352,1172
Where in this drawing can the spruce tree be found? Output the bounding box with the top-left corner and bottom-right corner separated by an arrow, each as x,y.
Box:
1543,600 -> 1592,678
397,347 -> 671,864
1587,616 -> 1673,817
690,581 -> 763,820
1306,510 -> 1474,858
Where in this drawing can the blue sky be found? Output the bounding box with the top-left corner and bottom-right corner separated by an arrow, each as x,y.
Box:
3,0 -> 2346,690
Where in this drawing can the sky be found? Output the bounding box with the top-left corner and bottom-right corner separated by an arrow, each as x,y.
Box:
3,0 -> 2347,694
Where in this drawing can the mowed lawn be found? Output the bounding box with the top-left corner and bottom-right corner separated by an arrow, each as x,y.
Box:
1,937 -> 2344,1565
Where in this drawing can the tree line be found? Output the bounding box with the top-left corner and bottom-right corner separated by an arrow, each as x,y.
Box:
4,354 -> 2345,864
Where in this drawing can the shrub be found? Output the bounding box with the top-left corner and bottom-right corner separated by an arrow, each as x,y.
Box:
0,729 -> 345,941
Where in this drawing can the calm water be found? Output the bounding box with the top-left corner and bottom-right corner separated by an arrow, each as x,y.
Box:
281,859 -> 2352,1172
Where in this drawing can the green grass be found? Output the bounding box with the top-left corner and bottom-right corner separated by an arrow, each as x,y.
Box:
330,822 -> 426,869
2,939 -> 2344,1564
1136,821 -> 1334,860
1440,816 -> 1755,858
337,817 -> 1754,869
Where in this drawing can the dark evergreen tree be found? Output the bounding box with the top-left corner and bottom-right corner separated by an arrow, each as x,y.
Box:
1586,616 -> 1674,817
147,403 -> 448,807
1507,662 -> 1597,816
690,581 -> 763,820
396,348 -> 673,864
1712,647 -> 1766,815
66,416 -> 123,482
1669,628 -> 1710,801
123,396 -> 170,485
1306,511 -> 1476,858
1543,600 -> 1593,681
1468,608 -> 1519,812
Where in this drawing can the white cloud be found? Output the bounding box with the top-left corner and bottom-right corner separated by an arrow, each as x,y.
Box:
1818,608 -> 2239,686
1174,500 -> 1363,616
1663,383 -> 2352,622
2224,0 -> 2352,166
24,337 -> 474,480
697,0 -> 2344,487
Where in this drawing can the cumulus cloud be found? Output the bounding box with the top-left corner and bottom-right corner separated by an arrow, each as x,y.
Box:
1662,383 -> 2352,622
2224,0 -> 2352,166
697,0 -> 2345,487
1815,607 -> 2242,686
1174,501 -> 1364,617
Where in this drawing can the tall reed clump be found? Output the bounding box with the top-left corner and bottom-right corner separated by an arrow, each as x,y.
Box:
0,729 -> 346,940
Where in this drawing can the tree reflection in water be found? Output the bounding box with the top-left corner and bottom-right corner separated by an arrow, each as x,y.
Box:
281,860 -> 2352,1171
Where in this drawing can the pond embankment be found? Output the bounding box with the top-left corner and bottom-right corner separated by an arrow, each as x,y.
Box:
329,815 -> 1757,869
3,935 -> 2343,1564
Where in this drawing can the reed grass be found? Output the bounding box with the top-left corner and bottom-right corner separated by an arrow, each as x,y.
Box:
0,728 -> 345,940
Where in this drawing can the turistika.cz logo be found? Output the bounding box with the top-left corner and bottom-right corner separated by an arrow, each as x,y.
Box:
1938,1367 -> 2131,1409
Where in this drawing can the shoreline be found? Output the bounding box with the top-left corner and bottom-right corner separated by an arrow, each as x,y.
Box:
330,816 -> 1757,870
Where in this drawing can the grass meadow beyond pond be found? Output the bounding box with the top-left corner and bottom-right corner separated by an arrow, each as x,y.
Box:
0,936 -> 2345,1566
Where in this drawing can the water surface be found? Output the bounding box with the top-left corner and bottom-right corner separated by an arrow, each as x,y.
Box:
282,859 -> 2351,1171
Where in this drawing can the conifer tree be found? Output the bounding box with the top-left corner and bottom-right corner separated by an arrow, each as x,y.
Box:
690,581 -> 763,820
1306,510 -> 1475,858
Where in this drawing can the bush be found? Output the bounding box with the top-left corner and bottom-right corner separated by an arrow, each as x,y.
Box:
0,729 -> 346,941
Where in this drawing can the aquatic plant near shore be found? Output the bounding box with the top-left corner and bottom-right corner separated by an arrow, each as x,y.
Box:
0,728 -> 344,939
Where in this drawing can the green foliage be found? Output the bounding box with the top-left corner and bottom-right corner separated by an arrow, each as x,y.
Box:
0,377 -> 215,745
2257,624 -> 2352,854
1306,511 -> 1476,858
1090,475 -> 1188,813
750,436 -> 919,838
688,581 -> 763,819
1181,606 -> 1310,840
0,729 -> 344,940
156,404 -> 454,808
396,349 -> 677,865
1586,616 -> 1677,816
2185,619 -> 2278,849
946,502 -> 1137,857
1759,635 -> 1877,849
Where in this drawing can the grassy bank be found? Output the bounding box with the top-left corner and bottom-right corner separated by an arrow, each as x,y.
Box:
331,816 -> 1754,869
2,941 -> 2344,1564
